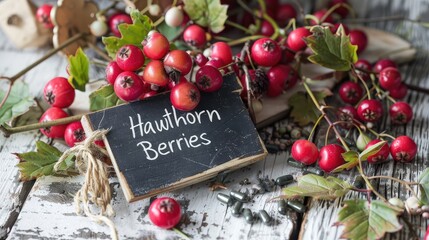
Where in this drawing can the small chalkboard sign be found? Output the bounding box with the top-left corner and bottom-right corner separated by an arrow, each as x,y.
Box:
82,74 -> 267,202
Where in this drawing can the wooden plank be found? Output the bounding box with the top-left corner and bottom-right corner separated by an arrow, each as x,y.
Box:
8,152 -> 306,239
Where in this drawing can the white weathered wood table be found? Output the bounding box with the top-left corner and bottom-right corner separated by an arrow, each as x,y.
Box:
1,0 -> 429,239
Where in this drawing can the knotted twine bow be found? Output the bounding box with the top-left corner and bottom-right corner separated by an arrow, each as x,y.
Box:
53,129 -> 118,240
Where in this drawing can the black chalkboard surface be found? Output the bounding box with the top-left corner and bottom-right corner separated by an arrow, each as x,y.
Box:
82,73 -> 267,202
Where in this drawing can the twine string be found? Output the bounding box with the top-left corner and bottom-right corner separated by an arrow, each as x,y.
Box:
54,129 -> 118,240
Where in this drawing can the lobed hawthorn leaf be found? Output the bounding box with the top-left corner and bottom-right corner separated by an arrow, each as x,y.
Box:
68,48 -> 90,91
15,141 -> 76,181
183,0 -> 228,33
335,199 -> 403,240
305,25 -> 358,71
102,10 -> 152,59
288,89 -> 332,126
281,174 -> 352,200
0,80 -> 35,125
89,84 -> 125,111
418,167 -> 429,205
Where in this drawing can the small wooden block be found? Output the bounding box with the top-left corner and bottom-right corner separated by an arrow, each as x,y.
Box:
82,74 -> 267,202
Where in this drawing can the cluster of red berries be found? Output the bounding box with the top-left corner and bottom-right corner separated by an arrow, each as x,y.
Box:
39,77 -> 86,147
291,135 -> 417,173
106,31 -> 224,111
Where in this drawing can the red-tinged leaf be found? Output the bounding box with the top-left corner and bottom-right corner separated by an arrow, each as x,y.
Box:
336,199 -> 402,240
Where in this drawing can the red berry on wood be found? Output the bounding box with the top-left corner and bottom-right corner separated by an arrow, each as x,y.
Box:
39,107 -> 69,139
390,136 -> 417,162
148,197 -> 182,229
291,140 -> 319,165
64,121 -> 86,147
43,77 -> 75,108
338,81 -> 363,104
116,45 -> 145,71
389,101 -> 413,125
318,144 -> 346,172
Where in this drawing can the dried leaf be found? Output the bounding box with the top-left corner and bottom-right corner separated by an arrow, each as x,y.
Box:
68,48 -> 90,91
282,174 -> 352,200
89,84 -> 124,111
0,80 -> 35,125
305,25 -> 358,71
288,89 -> 331,126
336,199 -> 403,240
102,10 -> 152,59
15,141 -> 76,181
183,0 -> 228,33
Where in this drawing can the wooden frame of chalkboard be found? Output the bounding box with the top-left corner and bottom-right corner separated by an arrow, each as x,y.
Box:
82,73 -> 267,202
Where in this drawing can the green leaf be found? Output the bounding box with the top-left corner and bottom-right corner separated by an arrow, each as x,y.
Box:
68,48 -> 90,91
15,141 -> 76,181
282,174 -> 352,200
359,141 -> 386,161
102,10 -> 152,59
336,199 -> 403,240
342,150 -> 359,162
89,84 -> 124,111
0,80 -> 35,125
157,22 -> 181,41
305,25 -> 358,71
418,168 -> 429,205
183,0 -> 228,33
288,89 -> 331,126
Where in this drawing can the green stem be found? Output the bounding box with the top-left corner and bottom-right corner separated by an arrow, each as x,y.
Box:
172,227 -> 190,240
213,35 -> 234,42
308,113 -> 325,141
87,42 -> 111,61
367,175 -> 418,197
227,35 -> 265,46
357,161 -> 387,202
302,81 -> 350,151
225,20 -> 253,34
351,65 -> 371,100
1,114 -> 84,137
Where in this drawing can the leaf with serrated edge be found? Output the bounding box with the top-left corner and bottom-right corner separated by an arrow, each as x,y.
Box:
89,84 -> 125,111
183,0 -> 228,33
288,89 -> 331,126
305,25 -> 358,71
359,141 -> 386,161
418,168 -> 429,205
0,80 -> 35,125
336,199 -> 402,240
68,48 -> 90,91
102,10 -> 152,59
15,141 -> 76,181
282,174 -> 352,200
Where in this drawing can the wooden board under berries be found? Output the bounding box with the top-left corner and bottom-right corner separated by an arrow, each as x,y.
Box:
82,73 -> 267,202
254,26 -> 416,128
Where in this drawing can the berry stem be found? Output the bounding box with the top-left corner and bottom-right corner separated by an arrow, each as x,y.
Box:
351,65 -> 371,100
302,81 -> 350,151
87,42 -> 111,61
307,113 -> 325,142
367,175 -> 418,197
172,227 -> 190,240
357,161 -> 387,202
0,114 -> 84,137
227,35 -> 266,47
225,20 -> 253,34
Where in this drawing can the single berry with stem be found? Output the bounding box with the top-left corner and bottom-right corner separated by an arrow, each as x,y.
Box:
64,121 -> 86,147
148,197 -> 182,229
365,139 -> 390,164
260,20 -> 275,37
114,71 -> 145,102
389,101 -> 413,125
116,45 -> 145,71
105,61 -> 123,85
291,139 -> 319,165
349,29 -> 368,54
39,107 -> 69,139
170,81 -> 200,111
43,77 -> 75,108
329,0 -> 350,18
195,65 -> 223,92
379,67 -> 402,90
354,59 -> 371,81
357,99 -> 383,122
251,38 -> 281,67
339,81 -> 363,104
142,60 -> 170,87
287,27 -> 311,52
183,24 -> 207,48
142,31 -> 170,60
318,144 -> 346,172
390,136 -> 417,162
